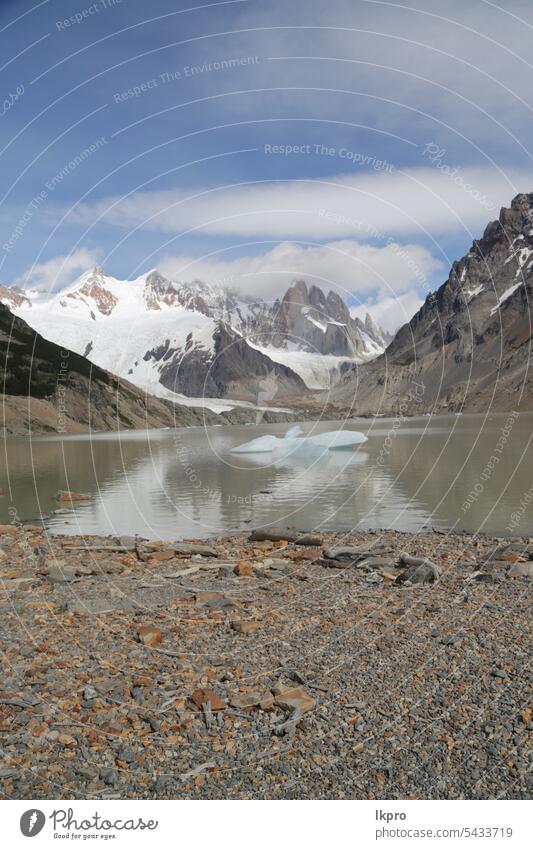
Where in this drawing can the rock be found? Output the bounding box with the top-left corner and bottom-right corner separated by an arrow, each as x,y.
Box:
274,686 -> 316,714
508,563 -> 533,578
0,768 -> 20,779
83,686 -> 97,701
190,687 -> 226,711
272,707 -> 304,736
233,561 -> 253,576
47,566 -> 77,584
195,591 -> 224,604
324,545 -> 365,561
55,490 -> 92,502
0,524 -> 19,536
365,571 -> 383,584
100,767 -> 118,786
250,529 -> 322,546
396,554 -> 439,585
232,620 -> 262,634
136,624 -> 162,646
147,550 -> 175,563
116,745 -> 136,763
520,708 -> 531,724
173,543 -> 218,557
229,691 -> 263,709
468,571 -> 495,582
257,558 -> 292,570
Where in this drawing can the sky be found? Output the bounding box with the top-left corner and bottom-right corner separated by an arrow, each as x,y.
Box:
2,0 -> 533,330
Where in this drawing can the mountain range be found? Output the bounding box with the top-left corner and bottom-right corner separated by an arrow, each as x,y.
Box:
1,271 -> 389,406
2,192 -> 532,427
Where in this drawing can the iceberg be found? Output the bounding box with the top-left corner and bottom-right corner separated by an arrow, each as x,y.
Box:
230,426 -> 367,455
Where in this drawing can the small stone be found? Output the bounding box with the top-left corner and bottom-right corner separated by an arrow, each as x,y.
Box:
229,692 -> 262,709
508,563 -> 533,578
233,561 -> 253,576
232,620 -> 261,634
100,767 -> 118,786
274,687 -> 315,714
190,688 -> 226,711
47,566 -> 77,584
148,550 -> 175,563
83,685 -> 97,701
117,745 -> 136,763
136,625 -> 162,647
195,591 -> 224,604
520,708 -> 531,724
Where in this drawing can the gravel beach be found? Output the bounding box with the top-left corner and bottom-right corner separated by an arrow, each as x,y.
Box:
0,522 -> 531,800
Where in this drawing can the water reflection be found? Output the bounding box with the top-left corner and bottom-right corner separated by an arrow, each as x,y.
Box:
1,413 -> 532,537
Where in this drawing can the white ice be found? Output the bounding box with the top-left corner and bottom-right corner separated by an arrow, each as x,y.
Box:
230,426 -> 367,455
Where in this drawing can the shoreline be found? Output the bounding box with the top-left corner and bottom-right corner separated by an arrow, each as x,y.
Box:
0,523 -> 530,800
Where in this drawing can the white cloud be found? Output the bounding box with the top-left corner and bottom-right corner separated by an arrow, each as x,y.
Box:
158,239 -> 442,301
351,291 -> 425,334
14,248 -> 100,294
76,166 -> 533,241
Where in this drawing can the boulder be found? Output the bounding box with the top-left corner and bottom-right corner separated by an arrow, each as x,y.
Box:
395,554 -> 439,585
250,529 -> 322,546
173,543 -> 218,557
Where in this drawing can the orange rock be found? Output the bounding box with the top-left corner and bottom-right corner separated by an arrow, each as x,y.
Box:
56,490 -> 92,502
148,550 -> 175,563
136,625 -> 162,647
274,687 -> 315,714
521,707 -> 532,724
195,591 -> 224,603
0,525 -> 19,536
234,561 -> 253,576
232,620 -> 262,634
190,687 -> 226,711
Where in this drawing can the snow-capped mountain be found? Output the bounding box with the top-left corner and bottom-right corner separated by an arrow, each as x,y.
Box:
2,267 -> 388,401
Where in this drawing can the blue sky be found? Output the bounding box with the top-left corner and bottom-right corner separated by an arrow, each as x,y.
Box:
2,0 -> 533,328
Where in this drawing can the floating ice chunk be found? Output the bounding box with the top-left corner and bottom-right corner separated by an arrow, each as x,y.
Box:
305,430 -> 368,450
230,434 -> 286,453
284,424 -> 304,439
231,428 -> 367,455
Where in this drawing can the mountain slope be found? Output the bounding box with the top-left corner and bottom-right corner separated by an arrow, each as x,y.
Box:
330,193 -> 533,414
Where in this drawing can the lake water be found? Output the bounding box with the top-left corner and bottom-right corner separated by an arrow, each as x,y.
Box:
1,413 -> 532,538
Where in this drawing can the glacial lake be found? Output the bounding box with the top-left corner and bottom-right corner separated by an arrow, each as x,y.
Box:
1,413 -> 532,539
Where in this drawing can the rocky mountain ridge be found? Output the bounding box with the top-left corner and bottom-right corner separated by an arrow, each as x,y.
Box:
330,192 -> 533,413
